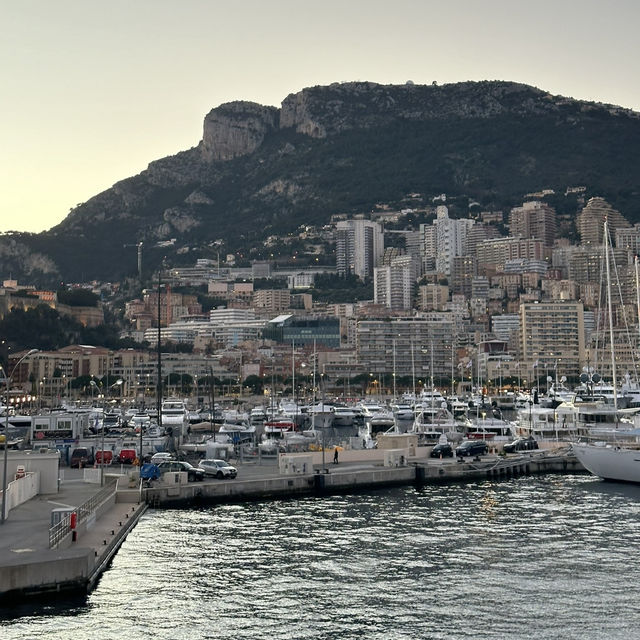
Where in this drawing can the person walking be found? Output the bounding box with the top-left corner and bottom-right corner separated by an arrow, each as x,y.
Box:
333,447 -> 339,464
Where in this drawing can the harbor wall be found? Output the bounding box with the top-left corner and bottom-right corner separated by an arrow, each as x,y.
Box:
0,548 -> 95,596
0,451 -> 60,493
146,452 -> 582,507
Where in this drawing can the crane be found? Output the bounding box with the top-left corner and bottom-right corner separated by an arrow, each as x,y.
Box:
123,241 -> 143,280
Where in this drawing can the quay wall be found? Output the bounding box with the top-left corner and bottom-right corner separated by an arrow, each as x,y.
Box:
145,452 -> 582,508
0,500 -> 147,601
0,548 -> 95,597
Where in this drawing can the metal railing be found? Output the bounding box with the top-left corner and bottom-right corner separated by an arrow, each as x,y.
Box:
48,478 -> 118,548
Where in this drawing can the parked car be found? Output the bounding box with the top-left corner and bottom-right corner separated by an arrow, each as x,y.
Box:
70,447 -> 94,468
503,437 -> 539,454
455,440 -> 489,458
198,459 -> 238,479
117,449 -> 137,465
430,443 -> 454,458
156,460 -> 205,482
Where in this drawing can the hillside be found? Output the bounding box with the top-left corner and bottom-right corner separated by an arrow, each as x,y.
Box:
2,80 -> 640,284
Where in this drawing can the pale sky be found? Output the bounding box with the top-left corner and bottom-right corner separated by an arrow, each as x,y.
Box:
3,0 -> 640,233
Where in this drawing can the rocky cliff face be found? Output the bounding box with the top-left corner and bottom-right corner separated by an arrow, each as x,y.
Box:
3,79 -> 640,285
200,101 -> 279,161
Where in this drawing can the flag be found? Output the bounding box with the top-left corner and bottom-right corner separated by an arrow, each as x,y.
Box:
533,360 -> 539,368
466,361 -> 472,369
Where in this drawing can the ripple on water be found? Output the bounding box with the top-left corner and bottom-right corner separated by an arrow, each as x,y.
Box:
3,475 -> 640,639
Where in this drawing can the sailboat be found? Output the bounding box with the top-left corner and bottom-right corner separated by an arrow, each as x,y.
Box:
572,223 -> 640,482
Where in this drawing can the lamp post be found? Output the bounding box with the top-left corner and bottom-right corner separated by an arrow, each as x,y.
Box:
103,379 -> 123,486
2,349 -> 37,524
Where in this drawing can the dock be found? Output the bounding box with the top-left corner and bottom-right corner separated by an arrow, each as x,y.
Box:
0,473 -> 146,602
0,447 -> 583,601
145,448 -> 583,507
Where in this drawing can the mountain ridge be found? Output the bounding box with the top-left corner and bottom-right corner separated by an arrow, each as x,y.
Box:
3,80 -> 640,284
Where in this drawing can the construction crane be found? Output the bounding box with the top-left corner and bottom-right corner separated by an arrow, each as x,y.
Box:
123,241 -> 143,280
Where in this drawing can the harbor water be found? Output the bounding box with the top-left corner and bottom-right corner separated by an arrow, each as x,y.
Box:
2,474 -> 640,639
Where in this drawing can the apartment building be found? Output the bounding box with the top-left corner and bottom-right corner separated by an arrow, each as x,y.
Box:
520,301 -> 585,379
335,219 -> 384,279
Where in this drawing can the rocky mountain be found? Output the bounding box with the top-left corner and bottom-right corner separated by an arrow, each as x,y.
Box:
3,80 -> 640,284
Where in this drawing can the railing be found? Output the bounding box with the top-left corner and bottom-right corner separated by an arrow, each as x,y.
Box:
48,478 -> 118,548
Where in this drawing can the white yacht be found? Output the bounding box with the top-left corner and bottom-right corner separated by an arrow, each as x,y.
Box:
514,402 -> 578,441
572,440 -> 640,483
391,402 -> 414,422
332,405 -> 356,427
161,398 -> 189,439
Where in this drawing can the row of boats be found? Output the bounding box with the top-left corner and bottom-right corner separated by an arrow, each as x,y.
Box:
3,382 -> 640,483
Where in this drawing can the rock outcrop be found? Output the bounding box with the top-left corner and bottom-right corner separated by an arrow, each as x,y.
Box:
200,101 -> 279,162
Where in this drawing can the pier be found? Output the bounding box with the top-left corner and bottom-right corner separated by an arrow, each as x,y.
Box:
0,472 -> 146,602
0,446 -> 583,601
145,447 -> 583,507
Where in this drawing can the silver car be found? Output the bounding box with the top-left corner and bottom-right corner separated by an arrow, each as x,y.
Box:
198,459 -> 237,479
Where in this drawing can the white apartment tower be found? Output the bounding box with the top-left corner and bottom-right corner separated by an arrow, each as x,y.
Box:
374,256 -> 413,311
433,206 -> 475,276
336,219 -> 384,280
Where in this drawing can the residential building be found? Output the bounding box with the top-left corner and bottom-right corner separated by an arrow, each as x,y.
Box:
374,256 -> 413,311
356,316 -> 456,381
520,301 -> 585,379
577,197 -> 630,246
433,206 -> 475,276
509,200 -> 557,246
335,219 -> 384,279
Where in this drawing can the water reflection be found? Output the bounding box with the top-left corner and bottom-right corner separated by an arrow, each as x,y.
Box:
3,475 -> 640,639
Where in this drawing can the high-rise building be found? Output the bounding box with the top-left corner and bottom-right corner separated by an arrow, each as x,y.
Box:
509,201 -> 557,246
433,206 -> 475,276
520,301 -> 585,378
577,197 -> 630,246
356,316 -> 456,379
451,255 -> 477,297
374,256 -> 413,311
336,219 -> 384,280
615,223 -> 640,254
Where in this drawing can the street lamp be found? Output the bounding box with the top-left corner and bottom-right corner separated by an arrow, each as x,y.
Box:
2,349 -> 37,524
102,379 -> 123,486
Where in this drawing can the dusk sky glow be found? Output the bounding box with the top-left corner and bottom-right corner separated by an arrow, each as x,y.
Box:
3,0 -> 640,233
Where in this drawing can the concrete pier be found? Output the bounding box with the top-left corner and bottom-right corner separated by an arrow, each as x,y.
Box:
145,449 -> 583,507
0,475 -> 146,601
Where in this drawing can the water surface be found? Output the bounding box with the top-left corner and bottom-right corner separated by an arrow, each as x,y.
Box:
2,474 -> 639,639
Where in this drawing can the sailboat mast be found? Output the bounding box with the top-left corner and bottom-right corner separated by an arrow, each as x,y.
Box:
635,255 -> 640,345
392,338 -> 397,399
604,219 -> 618,407
411,337 -> 416,400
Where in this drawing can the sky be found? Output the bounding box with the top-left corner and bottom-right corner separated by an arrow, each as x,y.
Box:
3,0 -> 640,233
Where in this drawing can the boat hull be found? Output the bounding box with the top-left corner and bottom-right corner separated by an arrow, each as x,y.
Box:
572,443 -> 640,483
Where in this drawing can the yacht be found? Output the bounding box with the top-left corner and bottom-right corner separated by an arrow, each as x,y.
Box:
332,405 -> 356,427
572,440 -> 640,483
390,402 -> 414,422
514,402 -> 578,441
160,398 -> 189,439
369,408 -> 395,433
467,414 -> 515,441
